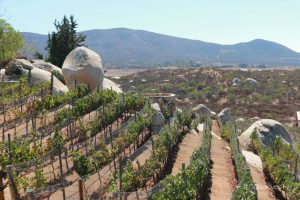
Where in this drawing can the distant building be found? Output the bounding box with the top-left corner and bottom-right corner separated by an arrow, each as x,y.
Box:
297,111 -> 300,127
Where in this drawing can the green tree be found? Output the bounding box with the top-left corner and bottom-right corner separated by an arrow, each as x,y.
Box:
0,19 -> 24,67
46,15 -> 86,67
33,51 -> 44,59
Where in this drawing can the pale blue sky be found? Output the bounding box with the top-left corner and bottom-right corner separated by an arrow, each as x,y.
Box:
1,0 -> 300,52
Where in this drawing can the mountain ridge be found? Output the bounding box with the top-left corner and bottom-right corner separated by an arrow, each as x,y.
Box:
21,28 -> 300,68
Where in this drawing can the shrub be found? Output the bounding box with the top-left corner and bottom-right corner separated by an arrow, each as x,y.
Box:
52,70 -> 65,84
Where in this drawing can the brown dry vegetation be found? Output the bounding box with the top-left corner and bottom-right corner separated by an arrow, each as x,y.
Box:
116,67 -> 300,124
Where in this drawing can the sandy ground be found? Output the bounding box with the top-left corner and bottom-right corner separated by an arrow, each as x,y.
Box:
131,136 -> 156,169
126,125 -> 204,200
171,130 -> 203,175
209,120 -> 237,200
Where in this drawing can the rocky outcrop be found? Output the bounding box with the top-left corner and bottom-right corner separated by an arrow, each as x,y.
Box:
242,150 -> 263,170
31,67 -> 69,95
150,103 -> 165,133
192,104 -> 215,116
103,78 -> 122,93
5,59 -> 32,75
251,117 -> 260,121
151,103 -> 161,112
232,78 -> 240,86
218,108 -> 232,124
62,47 -> 104,91
246,78 -> 258,85
239,119 -> 293,151
4,59 -> 67,94
236,118 -> 245,122
32,60 -> 62,73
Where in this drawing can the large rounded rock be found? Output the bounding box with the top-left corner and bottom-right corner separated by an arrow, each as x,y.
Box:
232,78 -> 240,86
103,78 -> 122,93
239,119 -> 293,151
150,103 -> 165,133
251,117 -> 260,121
246,78 -> 258,85
4,59 -> 67,94
62,47 -> 104,90
218,108 -> 232,124
151,103 -> 161,112
192,104 -> 215,116
0,69 -> 5,77
31,67 -> 69,95
5,59 -> 32,75
236,118 -> 245,122
32,60 -> 62,73
151,112 -> 165,133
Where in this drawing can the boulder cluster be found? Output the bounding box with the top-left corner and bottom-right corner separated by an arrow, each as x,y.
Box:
3,47 -> 122,94
239,119 -> 293,151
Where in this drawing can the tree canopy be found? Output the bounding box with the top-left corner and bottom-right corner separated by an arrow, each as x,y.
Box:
46,15 -> 86,68
0,19 -> 24,67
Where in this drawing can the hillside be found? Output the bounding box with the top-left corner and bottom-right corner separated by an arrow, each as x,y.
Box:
22,28 -> 300,67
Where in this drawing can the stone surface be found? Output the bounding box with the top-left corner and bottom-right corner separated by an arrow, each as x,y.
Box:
239,119 -> 293,150
218,108 -> 232,124
5,59 -> 32,75
192,104 -> 216,116
103,78 -> 122,93
31,67 -> 69,95
242,150 -> 263,170
251,117 -> 260,121
32,59 -> 62,73
246,78 -> 258,85
151,103 -> 161,112
232,78 -> 240,86
62,47 -> 104,90
236,118 -> 245,122
0,69 -> 5,77
151,112 -> 165,133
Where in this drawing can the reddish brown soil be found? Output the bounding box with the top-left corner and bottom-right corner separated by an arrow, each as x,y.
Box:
171,131 -> 203,176
209,120 -> 237,200
249,166 -> 277,200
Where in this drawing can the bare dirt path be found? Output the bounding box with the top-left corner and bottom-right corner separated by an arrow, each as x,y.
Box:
171,130 -> 203,176
249,166 -> 277,200
209,120 -> 237,200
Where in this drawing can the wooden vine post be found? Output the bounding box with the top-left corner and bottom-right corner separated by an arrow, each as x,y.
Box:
27,69 -> 31,86
151,137 -> 155,158
2,126 -> 4,142
109,126 -> 117,171
50,72 -> 54,96
6,165 -> 19,200
295,155 -> 298,181
182,163 -> 186,185
58,150 -> 66,200
0,175 -> 5,200
119,157 -> 123,200
25,116 -> 29,135
78,178 -> 84,200
26,189 -> 35,200
2,107 -> 5,125
8,133 -> 11,162
65,149 -> 69,171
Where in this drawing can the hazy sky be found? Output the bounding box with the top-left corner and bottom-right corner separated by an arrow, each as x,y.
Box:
1,0 -> 300,52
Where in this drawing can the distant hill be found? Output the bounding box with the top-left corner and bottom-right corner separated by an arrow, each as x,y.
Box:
21,28 -> 300,67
